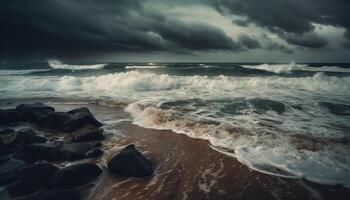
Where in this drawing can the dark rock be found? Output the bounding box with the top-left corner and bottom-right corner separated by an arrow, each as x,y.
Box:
25,111 -> 66,130
108,144 -> 154,177
49,163 -> 102,189
17,189 -> 81,200
53,112 -> 71,128
16,103 -> 55,122
8,163 -> 59,196
56,108 -> 102,132
0,157 -> 27,186
85,149 -> 103,157
8,104 -> 101,133
93,142 -> 102,148
16,103 -> 55,113
0,128 -> 15,135
14,142 -> 95,163
37,111 -> 59,129
0,109 -> 24,124
59,143 -> 93,161
2,128 -> 47,148
64,124 -> 104,143
0,143 -> 12,156
14,143 -> 61,163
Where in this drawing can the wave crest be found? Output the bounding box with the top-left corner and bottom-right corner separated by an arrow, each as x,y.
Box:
125,102 -> 350,187
241,63 -> 350,74
125,65 -> 166,69
4,71 -> 350,98
48,60 -> 106,70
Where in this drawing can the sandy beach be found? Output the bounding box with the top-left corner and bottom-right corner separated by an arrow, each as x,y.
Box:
3,1 -> 350,199
1,100 -> 350,200
90,121 -> 350,200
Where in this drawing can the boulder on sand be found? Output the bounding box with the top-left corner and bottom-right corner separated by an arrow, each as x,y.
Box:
17,189 -> 81,200
14,103 -> 102,133
108,144 -> 154,177
0,157 -> 28,186
0,128 -> 15,135
64,124 -> 104,143
16,103 -> 55,122
59,143 -> 94,161
85,148 -> 104,158
14,143 -> 61,163
2,128 -> 47,148
8,163 -> 59,196
37,107 -> 103,133
14,142 -> 97,163
49,163 -> 102,189
56,108 -> 103,132
0,109 -> 24,124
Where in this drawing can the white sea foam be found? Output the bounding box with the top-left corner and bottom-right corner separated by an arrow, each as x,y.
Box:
199,64 -> 219,68
242,63 -> 350,74
1,71 -> 349,100
48,60 -> 106,70
125,102 -> 350,188
2,71 -> 350,100
125,65 -> 166,69
1,70 -> 350,187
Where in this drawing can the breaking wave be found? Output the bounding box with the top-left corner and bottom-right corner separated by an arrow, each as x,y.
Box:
125,102 -> 350,187
199,64 -> 219,68
48,60 -> 107,70
1,69 -> 350,187
2,71 -> 350,99
125,65 -> 166,69
2,71 -> 350,98
241,63 -> 350,74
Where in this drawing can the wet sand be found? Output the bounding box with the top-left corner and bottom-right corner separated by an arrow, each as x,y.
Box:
1,100 -> 349,200
90,121 -> 350,200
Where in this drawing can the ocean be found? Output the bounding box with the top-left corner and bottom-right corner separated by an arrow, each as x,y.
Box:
1,61 -> 349,188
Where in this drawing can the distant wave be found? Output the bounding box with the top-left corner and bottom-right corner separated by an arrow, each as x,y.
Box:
6,71 -> 350,96
125,65 -> 166,69
199,64 -> 219,68
48,60 -> 106,70
241,63 -> 350,74
0,69 -> 50,76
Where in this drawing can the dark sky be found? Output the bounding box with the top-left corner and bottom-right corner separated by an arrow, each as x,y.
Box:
1,0 -> 350,62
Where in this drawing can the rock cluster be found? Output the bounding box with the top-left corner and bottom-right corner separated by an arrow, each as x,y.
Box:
0,103 -> 155,200
0,103 -> 104,200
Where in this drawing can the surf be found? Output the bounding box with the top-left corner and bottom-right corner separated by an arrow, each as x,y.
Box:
241,62 -> 350,74
48,60 -> 107,70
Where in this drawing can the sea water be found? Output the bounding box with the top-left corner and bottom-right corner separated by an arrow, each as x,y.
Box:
1,61 -> 349,187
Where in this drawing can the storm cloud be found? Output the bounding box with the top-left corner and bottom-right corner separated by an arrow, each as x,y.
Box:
0,0 -> 245,60
0,0 -> 349,61
213,0 -> 350,49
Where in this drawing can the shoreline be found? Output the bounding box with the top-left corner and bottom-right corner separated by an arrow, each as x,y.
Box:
1,100 -> 350,200
89,120 -> 350,200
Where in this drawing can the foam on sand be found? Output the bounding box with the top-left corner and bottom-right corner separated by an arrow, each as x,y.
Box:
125,102 -> 350,188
